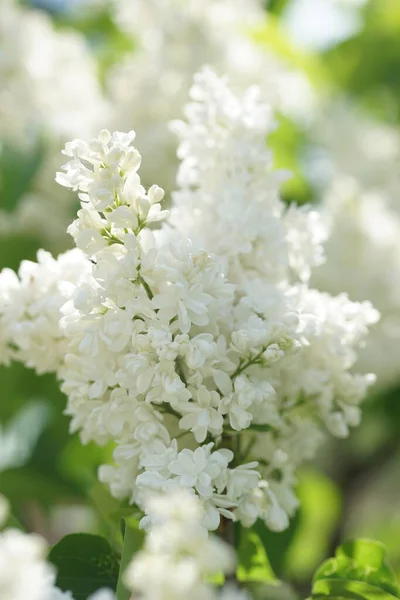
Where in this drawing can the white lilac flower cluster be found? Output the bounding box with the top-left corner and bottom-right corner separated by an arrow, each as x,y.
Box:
313,177 -> 400,390
171,70 -> 376,439
311,100 -> 400,198
170,69 -> 327,285
0,525 -> 56,600
0,0 -> 106,148
0,70 -> 378,534
108,0 -> 315,192
0,248 -> 91,374
0,494 -> 114,600
0,0 -> 108,245
310,100 -> 400,389
125,490 -> 248,600
0,0 -> 312,248
0,490 -> 244,600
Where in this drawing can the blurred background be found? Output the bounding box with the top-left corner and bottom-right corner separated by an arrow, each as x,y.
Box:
1,0 -> 400,595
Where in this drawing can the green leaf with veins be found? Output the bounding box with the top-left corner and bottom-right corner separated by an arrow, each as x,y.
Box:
311,539 -> 400,600
48,533 -> 120,599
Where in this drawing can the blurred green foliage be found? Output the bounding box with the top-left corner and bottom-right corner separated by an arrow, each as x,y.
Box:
59,8 -> 135,84
267,0 -> 292,16
324,0 -> 400,122
0,143 -> 43,214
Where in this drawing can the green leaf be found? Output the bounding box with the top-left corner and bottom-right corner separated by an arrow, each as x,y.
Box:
285,468 -> 342,579
312,579 -> 399,600
236,523 -> 276,584
116,518 -> 144,600
255,514 -> 300,577
312,539 -> 400,600
48,533 -> 120,599
339,540 -> 391,573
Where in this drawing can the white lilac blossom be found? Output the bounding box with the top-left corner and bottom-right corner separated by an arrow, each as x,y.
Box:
124,490 -> 239,600
0,528 -> 56,600
309,99 -> 400,389
0,495 -> 55,600
313,178 -> 400,390
0,0 -> 107,148
0,0 -> 108,245
0,248 -> 91,373
310,100 -> 400,198
170,68 -> 327,284
0,523 -> 114,600
1,71 -> 377,534
43,70 -> 377,533
107,0 -> 315,192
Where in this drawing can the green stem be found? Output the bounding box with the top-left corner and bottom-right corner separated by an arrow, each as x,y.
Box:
218,432 -> 238,582
223,423 -> 272,435
138,275 -> 154,301
175,358 -> 187,385
231,347 -> 266,379
240,435 -> 257,462
158,405 -> 181,419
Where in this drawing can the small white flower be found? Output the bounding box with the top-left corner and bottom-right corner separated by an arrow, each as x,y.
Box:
168,445 -> 232,498
177,386 -> 223,442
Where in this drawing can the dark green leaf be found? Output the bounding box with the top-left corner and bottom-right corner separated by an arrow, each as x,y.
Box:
48,533 -> 120,599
